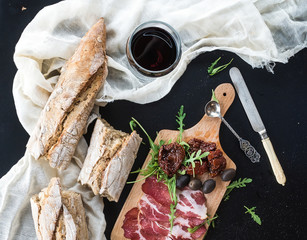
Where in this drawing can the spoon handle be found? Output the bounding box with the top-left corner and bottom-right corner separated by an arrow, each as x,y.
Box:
239,138 -> 261,163
221,117 -> 240,139
221,117 -> 260,163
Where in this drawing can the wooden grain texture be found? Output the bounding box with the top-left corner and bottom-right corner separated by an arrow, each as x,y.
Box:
111,83 -> 236,240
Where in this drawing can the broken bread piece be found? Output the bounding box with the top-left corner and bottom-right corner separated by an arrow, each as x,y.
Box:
27,17 -> 108,170
30,178 -> 88,240
78,118 -> 142,202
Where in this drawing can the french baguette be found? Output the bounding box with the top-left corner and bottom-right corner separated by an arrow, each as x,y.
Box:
27,18 -> 107,170
30,178 -> 88,240
78,118 -> 142,202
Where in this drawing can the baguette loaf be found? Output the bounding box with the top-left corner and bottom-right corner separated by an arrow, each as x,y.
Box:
30,178 -> 88,240
78,118 -> 142,202
27,18 -> 108,170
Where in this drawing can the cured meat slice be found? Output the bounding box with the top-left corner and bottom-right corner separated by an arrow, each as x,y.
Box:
142,176 -> 173,206
123,208 -> 142,240
173,216 -> 204,228
176,187 -> 207,220
123,176 -> 207,240
170,187 -> 207,239
190,225 -> 207,239
169,225 -> 206,240
139,212 -> 169,236
138,189 -> 170,237
138,194 -> 170,222
123,207 -> 169,240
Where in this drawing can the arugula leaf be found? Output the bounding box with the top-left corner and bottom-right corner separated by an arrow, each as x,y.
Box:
211,89 -> 219,103
244,206 -> 262,225
208,58 -> 233,76
177,169 -> 186,175
129,120 -> 136,131
179,141 -> 190,152
184,150 -> 209,166
176,105 -> 186,143
175,105 -> 191,153
183,150 -> 209,177
224,194 -> 230,201
188,214 -> 218,233
169,203 -> 177,231
130,169 -> 142,174
211,215 -> 217,228
207,57 -> 221,74
223,178 -> 252,201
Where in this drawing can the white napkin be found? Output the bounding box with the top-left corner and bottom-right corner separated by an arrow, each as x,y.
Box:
1,0 -> 306,239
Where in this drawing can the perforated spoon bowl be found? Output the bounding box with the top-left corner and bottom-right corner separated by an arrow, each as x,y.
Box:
205,100 -> 260,163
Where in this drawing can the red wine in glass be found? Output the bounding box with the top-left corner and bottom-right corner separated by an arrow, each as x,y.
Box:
131,27 -> 177,72
127,21 -> 181,79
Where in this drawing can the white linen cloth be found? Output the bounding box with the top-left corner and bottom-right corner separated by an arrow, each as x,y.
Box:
0,0 -> 306,239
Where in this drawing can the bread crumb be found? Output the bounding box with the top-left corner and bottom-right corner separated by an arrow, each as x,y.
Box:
21,6 -> 27,11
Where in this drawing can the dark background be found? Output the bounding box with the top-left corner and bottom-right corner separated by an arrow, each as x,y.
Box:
1,0 -> 306,240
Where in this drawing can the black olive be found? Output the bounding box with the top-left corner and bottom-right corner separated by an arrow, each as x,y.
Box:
221,168 -> 236,181
176,174 -> 190,189
188,178 -> 202,190
202,179 -> 216,194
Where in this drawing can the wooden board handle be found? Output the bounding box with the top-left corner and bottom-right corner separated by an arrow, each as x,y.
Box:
214,83 -> 236,117
262,138 -> 286,186
186,83 -> 235,139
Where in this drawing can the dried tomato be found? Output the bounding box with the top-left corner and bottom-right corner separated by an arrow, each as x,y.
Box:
158,142 -> 185,177
188,138 -> 216,155
207,149 -> 226,177
185,138 -> 214,176
186,160 -> 208,175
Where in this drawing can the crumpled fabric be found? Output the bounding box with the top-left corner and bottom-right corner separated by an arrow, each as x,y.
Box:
0,0 -> 306,239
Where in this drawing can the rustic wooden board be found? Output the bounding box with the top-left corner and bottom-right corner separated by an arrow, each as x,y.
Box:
111,83 -> 236,240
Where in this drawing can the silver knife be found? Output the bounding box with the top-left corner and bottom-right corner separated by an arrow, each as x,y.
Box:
229,67 -> 286,186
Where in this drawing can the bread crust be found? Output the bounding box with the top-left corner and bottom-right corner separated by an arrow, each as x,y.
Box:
27,18 -> 108,170
30,178 -> 88,240
100,131 -> 142,201
78,119 -> 142,202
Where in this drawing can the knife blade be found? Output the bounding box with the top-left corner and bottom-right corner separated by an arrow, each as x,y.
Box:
229,67 -> 286,186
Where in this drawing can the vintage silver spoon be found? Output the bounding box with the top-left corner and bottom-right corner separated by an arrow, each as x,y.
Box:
205,100 -> 260,163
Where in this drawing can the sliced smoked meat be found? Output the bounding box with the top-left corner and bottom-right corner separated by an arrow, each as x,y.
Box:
123,176 -> 207,240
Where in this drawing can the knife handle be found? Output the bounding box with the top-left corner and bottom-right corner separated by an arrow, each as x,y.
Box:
262,138 -> 286,186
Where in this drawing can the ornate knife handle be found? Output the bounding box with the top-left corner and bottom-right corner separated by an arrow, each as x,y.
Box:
239,138 -> 261,163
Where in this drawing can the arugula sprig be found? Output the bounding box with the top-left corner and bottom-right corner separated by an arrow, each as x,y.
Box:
188,214 -> 219,233
208,57 -> 233,76
223,178 -> 252,201
175,106 -> 191,152
169,203 -> 177,230
211,89 -> 219,103
208,57 -> 221,74
176,105 -> 186,143
244,206 -> 262,225
182,150 -> 209,177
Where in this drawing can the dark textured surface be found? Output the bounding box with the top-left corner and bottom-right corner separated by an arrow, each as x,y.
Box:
1,1 -> 306,240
